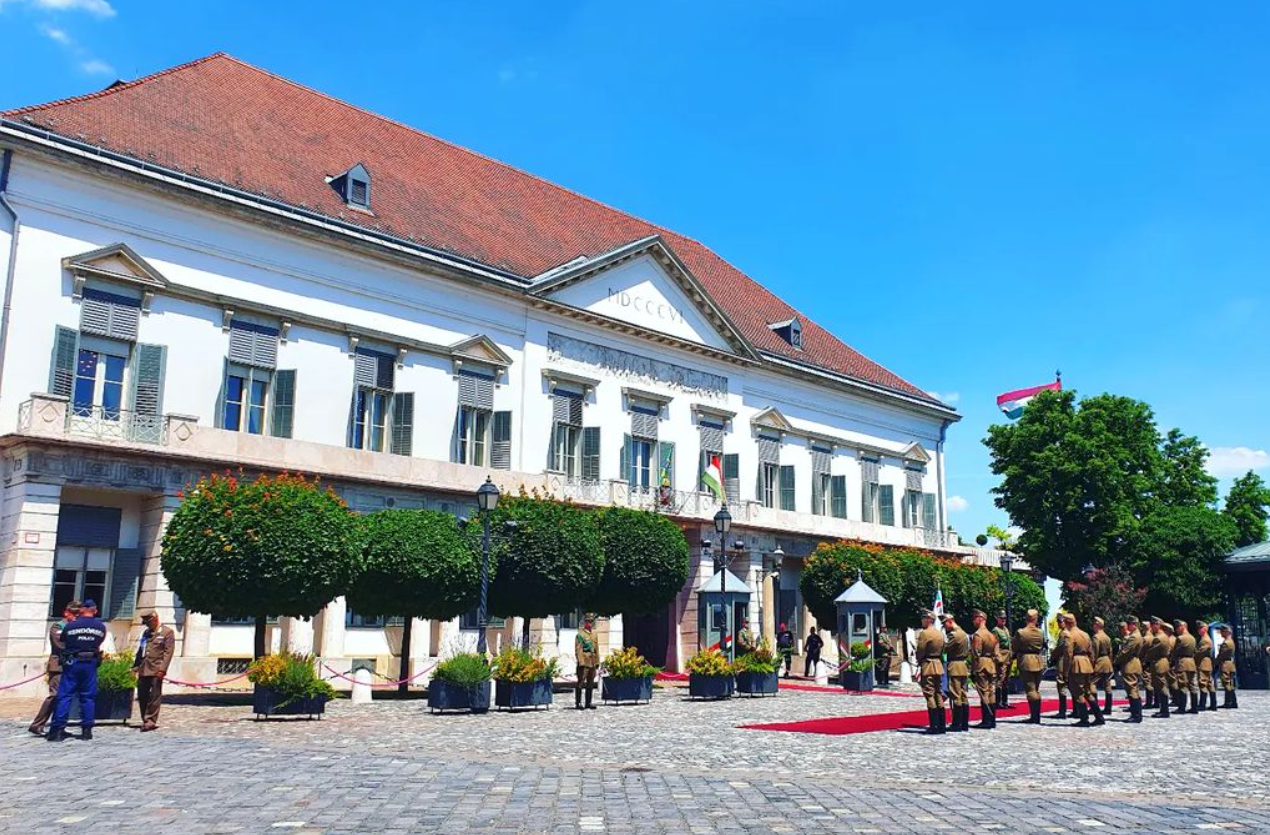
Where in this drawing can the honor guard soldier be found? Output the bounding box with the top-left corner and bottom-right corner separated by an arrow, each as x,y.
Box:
916,610 -> 946,734
1171,620 -> 1199,714
1049,615 -> 1072,719
1091,616 -> 1115,714
46,598 -> 108,742
1139,618 -> 1155,711
575,613 -> 599,710
970,609 -> 999,729
29,600 -> 78,736
1148,617 -> 1172,718
992,611 -> 1012,709
1216,624 -> 1238,708
1161,621 -> 1182,710
1115,617 -> 1144,722
1065,614 -> 1104,726
1011,608 -> 1045,723
941,613 -> 971,732
1195,621 -> 1216,711
132,611 -> 176,731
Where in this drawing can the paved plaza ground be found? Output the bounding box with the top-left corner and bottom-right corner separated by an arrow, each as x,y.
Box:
0,682 -> 1266,834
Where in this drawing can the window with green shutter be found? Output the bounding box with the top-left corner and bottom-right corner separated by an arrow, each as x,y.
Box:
491,411 -> 512,470
779,465 -> 796,511
50,326 -> 79,398
831,475 -> 847,518
581,426 -> 601,482
390,391 -> 414,456
923,492 -> 938,530
878,484 -> 895,526
270,369 -> 296,438
128,343 -> 166,444
723,453 -> 739,505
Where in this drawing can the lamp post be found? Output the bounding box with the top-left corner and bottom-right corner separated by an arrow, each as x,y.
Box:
475,476 -> 500,656
1000,551 -> 1015,707
713,505 -> 731,655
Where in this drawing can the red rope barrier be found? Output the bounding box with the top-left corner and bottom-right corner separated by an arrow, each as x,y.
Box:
321,660 -> 438,688
0,671 -> 47,691
164,670 -> 252,688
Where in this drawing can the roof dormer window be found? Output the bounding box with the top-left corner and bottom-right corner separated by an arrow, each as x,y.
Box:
330,163 -> 372,210
769,316 -> 803,350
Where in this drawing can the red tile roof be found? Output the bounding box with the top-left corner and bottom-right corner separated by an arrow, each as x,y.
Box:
4,53 -> 942,406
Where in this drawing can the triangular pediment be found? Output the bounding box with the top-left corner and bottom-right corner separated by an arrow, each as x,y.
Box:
63,243 -> 169,297
901,442 -> 932,464
530,237 -> 756,358
751,406 -> 795,433
449,334 -> 513,368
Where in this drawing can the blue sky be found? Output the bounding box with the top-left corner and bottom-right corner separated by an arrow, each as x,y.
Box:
4,1 -> 1268,540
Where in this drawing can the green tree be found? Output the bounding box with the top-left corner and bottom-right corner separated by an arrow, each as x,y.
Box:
486,494 -> 604,642
1131,505 -> 1236,623
346,509 -> 478,691
1158,429 -> 1219,508
984,390 -> 1162,580
985,524 -> 1017,551
588,506 -> 689,617
161,473 -> 359,658
1062,565 -> 1147,631
1223,471 -> 1270,547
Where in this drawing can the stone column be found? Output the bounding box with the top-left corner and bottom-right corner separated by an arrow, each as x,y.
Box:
135,493 -> 182,642
280,616 -> 315,654
316,597 -> 347,659
0,475 -> 62,695
182,612 -> 211,657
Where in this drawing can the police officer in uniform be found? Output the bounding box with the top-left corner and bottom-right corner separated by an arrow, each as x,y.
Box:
575,613 -> 599,710
1195,620 -> 1215,712
1066,614 -> 1104,726
916,610 -> 946,734
970,609 -> 998,729
992,611 -> 1012,709
1172,619 -> 1199,714
1049,615 -> 1071,719
941,613 -> 971,732
1216,624 -> 1238,709
1148,617 -> 1172,718
1091,616 -> 1115,715
1115,617 -> 1143,723
1011,608 -> 1045,724
1139,618 -> 1154,711
46,598 -> 108,742
29,601 -> 78,736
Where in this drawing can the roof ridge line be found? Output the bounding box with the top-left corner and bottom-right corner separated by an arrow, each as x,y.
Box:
1,52 -> 229,117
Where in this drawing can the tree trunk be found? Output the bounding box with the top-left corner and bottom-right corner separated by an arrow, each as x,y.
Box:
522,616 -> 532,648
253,615 -> 267,659
398,617 -> 413,695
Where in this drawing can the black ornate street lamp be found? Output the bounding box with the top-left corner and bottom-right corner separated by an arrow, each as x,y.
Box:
713,505 -> 731,575
475,477 -> 500,656
1000,551 -> 1014,708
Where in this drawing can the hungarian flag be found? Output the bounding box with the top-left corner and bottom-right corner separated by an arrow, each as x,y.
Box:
996,378 -> 1061,420
933,585 -> 944,619
701,454 -> 726,503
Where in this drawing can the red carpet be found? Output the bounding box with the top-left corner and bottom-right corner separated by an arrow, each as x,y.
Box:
741,698 -> 1127,736
778,682 -> 922,698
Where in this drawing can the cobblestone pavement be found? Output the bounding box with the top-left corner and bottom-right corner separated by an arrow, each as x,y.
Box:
1,683 -> 1267,834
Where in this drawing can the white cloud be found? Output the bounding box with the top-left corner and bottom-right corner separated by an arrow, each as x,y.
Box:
947,495 -> 969,513
1206,446 -> 1270,477
927,390 -> 960,405
29,0 -> 115,16
79,58 -> 113,75
40,23 -> 70,43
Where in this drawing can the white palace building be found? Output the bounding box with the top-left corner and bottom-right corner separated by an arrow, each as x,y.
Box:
0,54 -> 990,692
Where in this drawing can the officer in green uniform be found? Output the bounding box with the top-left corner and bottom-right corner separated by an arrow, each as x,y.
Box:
1115,617 -> 1143,723
916,610 -> 946,734
1216,624 -> 1238,709
1195,620 -> 1215,711
1011,608 -> 1045,724
1172,619 -> 1199,714
941,613 -> 971,732
575,613 -> 599,710
1148,617 -> 1173,718
970,609 -> 998,729
1091,616 -> 1115,714
1049,615 -> 1071,719
992,611 -> 1012,709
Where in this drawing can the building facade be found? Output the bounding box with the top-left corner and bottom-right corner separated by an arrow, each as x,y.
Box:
0,54 -> 971,694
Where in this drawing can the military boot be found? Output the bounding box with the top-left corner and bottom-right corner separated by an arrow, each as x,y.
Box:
1128,698 -> 1142,723
975,704 -> 992,730
1027,700 -> 1042,724
1174,690 -> 1186,712
81,727 -> 93,740
1144,690 -> 1154,710
45,727 -> 65,742
1052,693 -> 1068,719
1104,690 -> 1114,714
585,687 -> 596,710
1208,692 -> 1218,711
1090,701 -> 1105,726
923,708 -> 943,734
1074,701 -> 1091,727
575,688 -> 584,710
1153,696 -> 1170,718
1230,691 -> 1238,709
1188,692 -> 1200,714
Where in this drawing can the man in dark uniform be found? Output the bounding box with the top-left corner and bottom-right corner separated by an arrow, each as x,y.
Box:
916,610 -> 946,734
873,626 -> 895,686
1216,624 -> 1238,708
1091,616 -> 1115,715
1011,608 -> 1045,724
992,611 -> 1012,709
132,611 -> 176,731
46,598 -> 108,742
803,627 -> 823,678
575,613 -> 599,710
1195,620 -> 1215,712
941,613 -> 971,732
1115,617 -> 1143,723
1172,619 -> 1199,713
776,623 -> 795,678
970,609 -> 998,729
29,601 -> 78,736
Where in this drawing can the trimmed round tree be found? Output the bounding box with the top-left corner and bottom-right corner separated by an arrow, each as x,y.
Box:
346,509 -> 478,691
589,506 -> 690,617
160,473 -> 359,658
486,494 -> 604,642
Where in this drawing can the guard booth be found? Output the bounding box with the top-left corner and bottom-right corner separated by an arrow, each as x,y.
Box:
697,569 -> 752,660
834,571 -> 888,690
1224,541 -> 1270,689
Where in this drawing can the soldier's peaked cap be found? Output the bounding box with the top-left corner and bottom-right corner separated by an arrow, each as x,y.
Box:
921,609 -> 937,619
1093,616 -> 1105,626
1173,619 -> 1187,628
939,613 -> 955,622
1125,615 -> 1139,625
1197,620 -> 1208,628
1150,616 -> 1165,624
972,609 -> 987,619
1026,608 -> 1039,618
996,611 -> 1007,619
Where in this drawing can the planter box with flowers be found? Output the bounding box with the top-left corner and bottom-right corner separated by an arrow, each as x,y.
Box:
600,646 -> 660,704
492,645 -> 556,711
686,648 -> 735,700
70,650 -> 135,724
841,641 -> 875,692
248,651 -> 336,719
734,641 -> 779,697
427,653 -> 492,714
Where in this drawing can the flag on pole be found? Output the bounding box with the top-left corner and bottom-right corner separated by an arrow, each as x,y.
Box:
996,377 -> 1062,420
933,585 -> 944,619
702,454 -> 726,503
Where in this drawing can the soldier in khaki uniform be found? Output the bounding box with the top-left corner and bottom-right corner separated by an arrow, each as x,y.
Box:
575,613 -> 599,710
28,601 -> 78,736
1171,619 -> 1199,714
1161,621 -> 1182,710
1115,617 -> 1143,723
1195,620 -> 1215,711
132,611 -> 176,731
1148,617 -> 1173,718
991,611 -> 1012,709
1091,616 -> 1115,714
1139,619 -> 1155,710
1216,624 -> 1238,709
1048,615 -> 1071,719
916,609 -> 947,734
970,609 -> 998,729
1065,614 -> 1104,726
941,613 -> 971,732
1011,608 -> 1045,724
